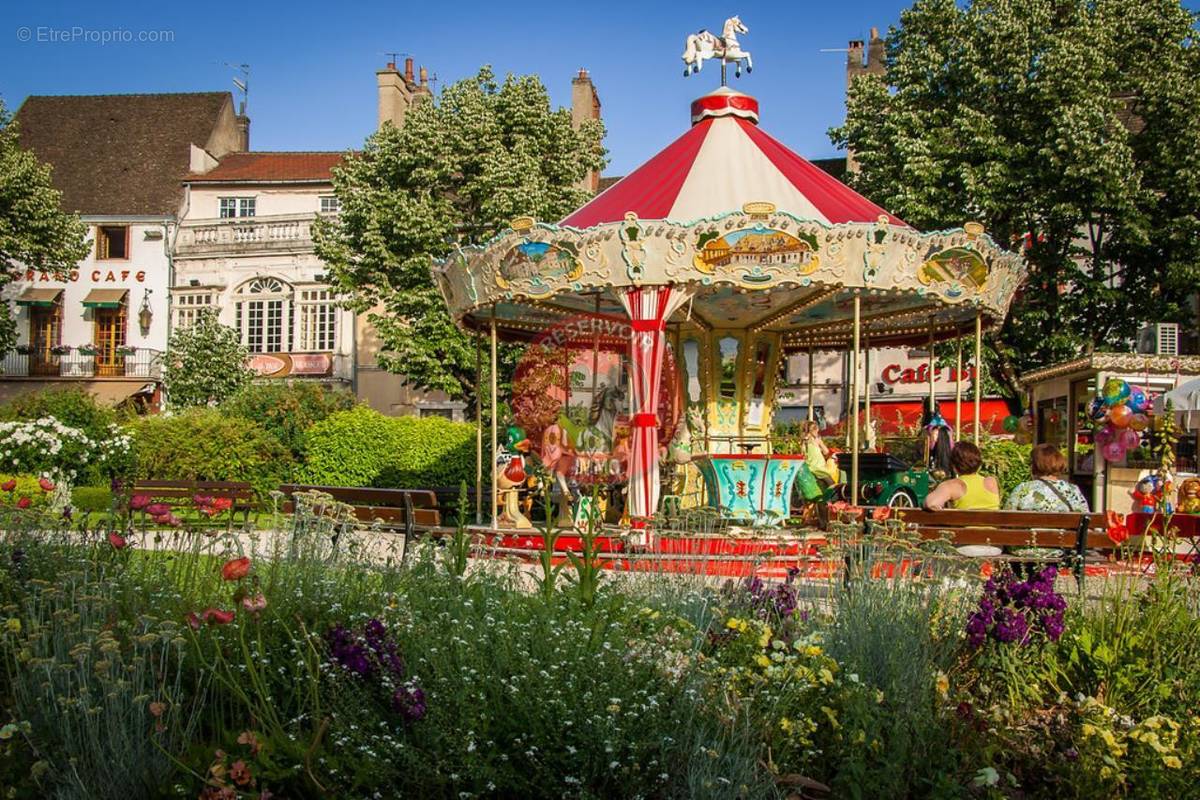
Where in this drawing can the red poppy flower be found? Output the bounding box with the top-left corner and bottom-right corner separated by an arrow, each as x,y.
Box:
107,531 -> 128,550
221,556 -> 252,581
193,494 -> 214,507
202,608 -> 235,625
145,503 -> 171,517
129,494 -> 152,511
38,477 -> 55,492
185,611 -> 202,630
872,506 -> 892,522
0,479 -> 15,492
1106,510 -> 1129,545
241,593 -> 267,615
211,497 -> 233,512
16,497 -> 31,509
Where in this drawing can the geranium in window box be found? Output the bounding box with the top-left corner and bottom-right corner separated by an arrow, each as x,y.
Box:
116,346 -> 138,357
50,345 -> 73,356
77,345 -> 99,356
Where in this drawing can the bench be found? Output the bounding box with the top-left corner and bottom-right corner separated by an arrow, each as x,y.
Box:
887,509 -> 1113,586
276,485 -> 442,533
130,480 -> 256,523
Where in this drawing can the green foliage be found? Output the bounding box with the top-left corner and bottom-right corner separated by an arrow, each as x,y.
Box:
299,405 -> 476,488
221,381 -> 358,460
0,387 -> 122,484
313,66 -> 606,407
162,311 -> 253,409
980,439 -> 1033,498
0,100 -> 90,355
70,485 -> 113,513
831,0 -> 1200,395
127,408 -> 290,496
0,474 -> 52,509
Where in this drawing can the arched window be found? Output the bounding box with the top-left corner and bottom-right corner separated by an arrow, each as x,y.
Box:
235,277 -> 291,353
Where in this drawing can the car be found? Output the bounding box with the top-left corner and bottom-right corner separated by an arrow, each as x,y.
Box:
826,452 -> 935,508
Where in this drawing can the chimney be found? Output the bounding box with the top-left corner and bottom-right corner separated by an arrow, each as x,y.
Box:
867,27 -> 885,74
845,27 -> 885,175
235,113 -> 250,152
404,57 -> 414,84
571,68 -> 602,193
376,60 -> 413,130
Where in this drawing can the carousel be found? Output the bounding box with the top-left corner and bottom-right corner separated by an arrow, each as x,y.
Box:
432,18 -> 1026,548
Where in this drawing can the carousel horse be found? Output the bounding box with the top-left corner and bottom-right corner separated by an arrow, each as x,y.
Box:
682,16 -> 753,78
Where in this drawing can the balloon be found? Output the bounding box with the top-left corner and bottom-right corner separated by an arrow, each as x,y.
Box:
1088,397 -> 1109,422
1002,415 -> 1020,433
1119,428 -> 1140,450
1129,413 -> 1150,432
1128,385 -> 1149,413
1095,424 -> 1117,448
1109,404 -> 1134,428
1102,378 -> 1131,406
1101,441 -> 1126,462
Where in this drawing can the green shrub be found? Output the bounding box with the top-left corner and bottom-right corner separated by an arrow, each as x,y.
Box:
0,387 -> 123,484
980,439 -> 1032,499
127,409 -> 290,497
300,406 -> 476,488
222,381 -> 358,460
70,485 -> 113,513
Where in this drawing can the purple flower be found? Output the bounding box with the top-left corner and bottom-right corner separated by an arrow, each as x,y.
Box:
964,567 -> 1068,648
392,683 -> 426,722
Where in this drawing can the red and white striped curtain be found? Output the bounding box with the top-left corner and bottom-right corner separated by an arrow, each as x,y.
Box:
620,285 -> 691,524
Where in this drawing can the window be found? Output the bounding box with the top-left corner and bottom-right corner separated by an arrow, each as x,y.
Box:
96,226 -> 128,260
319,195 -> 341,214
94,300 -> 128,377
296,288 -> 337,351
219,197 -> 256,218
172,292 -> 216,330
29,303 -> 62,377
235,277 -> 290,353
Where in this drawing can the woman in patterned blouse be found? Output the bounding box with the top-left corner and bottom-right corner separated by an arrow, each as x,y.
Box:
1006,444 -> 1089,512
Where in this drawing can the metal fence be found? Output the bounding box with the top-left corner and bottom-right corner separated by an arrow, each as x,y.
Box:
0,349 -> 163,379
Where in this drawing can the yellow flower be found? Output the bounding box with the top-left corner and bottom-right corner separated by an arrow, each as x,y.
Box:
779,717 -> 794,734
755,655 -> 772,669
1163,755 -> 1182,769
758,625 -> 772,649
820,706 -> 840,729
4,618 -> 19,634
819,667 -> 834,685
935,672 -> 949,697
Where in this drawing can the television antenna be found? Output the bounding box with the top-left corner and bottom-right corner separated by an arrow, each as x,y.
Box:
224,62 -> 250,115
379,51 -> 410,68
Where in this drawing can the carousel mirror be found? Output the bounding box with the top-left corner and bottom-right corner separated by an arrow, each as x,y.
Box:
682,338 -> 702,405
746,339 -> 771,427
718,335 -> 740,402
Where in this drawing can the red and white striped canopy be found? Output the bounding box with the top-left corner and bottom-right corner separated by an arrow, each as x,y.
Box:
562,87 -> 906,229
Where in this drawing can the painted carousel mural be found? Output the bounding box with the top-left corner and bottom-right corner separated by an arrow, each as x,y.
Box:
433,17 -> 1026,537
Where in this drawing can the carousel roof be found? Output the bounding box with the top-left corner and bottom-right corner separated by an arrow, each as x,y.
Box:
562,88 -> 906,230
433,85 -> 1027,351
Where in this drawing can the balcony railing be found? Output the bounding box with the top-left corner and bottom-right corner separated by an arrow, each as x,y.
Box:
1,349 -> 163,380
175,213 -> 317,257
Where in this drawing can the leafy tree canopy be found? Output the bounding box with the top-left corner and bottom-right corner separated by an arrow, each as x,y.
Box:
831,0 -> 1200,397
163,311 -> 253,409
0,99 -> 89,354
314,67 -> 606,407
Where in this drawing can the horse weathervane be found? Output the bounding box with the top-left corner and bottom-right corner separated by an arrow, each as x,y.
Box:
681,16 -> 753,85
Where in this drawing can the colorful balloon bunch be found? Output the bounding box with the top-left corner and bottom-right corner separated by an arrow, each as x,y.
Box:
1092,378 -> 1151,462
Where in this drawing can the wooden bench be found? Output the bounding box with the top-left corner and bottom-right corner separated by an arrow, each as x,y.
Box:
887,509 -> 1112,586
130,479 -> 256,523
276,485 -> 442,533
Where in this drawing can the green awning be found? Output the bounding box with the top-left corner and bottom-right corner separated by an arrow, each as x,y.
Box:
81,289 -> 127,309
14,288 -> 62,307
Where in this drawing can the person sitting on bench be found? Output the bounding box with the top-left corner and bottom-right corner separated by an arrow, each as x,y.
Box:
922,442 -> 1000,511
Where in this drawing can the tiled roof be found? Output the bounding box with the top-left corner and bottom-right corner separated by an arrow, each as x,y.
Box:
597,175 -> 622,192
14,92 -> 233,216
186,152 -> 343,183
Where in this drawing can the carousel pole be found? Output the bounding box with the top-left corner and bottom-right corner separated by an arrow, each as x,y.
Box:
927,318 -> 936,415
955,330 -> 963,441
850,293 -> 861,505
490,306 -> 499,530
974,310 -> 983,446
807,348 -> 814,422
864,336 -> 872,451
475,330 -> 483,524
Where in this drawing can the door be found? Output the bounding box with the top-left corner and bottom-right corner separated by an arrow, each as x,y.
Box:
29,305 -> 61,376
94,304 -> 127,376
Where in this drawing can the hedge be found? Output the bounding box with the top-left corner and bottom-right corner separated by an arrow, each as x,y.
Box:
0,387 -> 122,485
299,406 -> 476,489
980,439 -> 1033,499
221,382 -> 358,461
127,409 -> 291,498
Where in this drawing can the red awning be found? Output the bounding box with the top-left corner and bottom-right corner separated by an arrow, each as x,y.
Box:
856,398 -> 1013,436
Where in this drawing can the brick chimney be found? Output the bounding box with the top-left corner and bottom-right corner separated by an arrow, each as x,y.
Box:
235,113 -> 250,151
376,60 -> 414,130
845,27 -> 886,174
571,68 -> 602,193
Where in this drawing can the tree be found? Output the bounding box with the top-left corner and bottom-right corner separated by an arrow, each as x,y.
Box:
163,311 -> 253,409
314,67 -> 606,408
831,0 -> 1200,399
0,99 -> 90,353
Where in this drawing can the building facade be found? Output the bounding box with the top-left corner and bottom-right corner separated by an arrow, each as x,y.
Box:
2,92 -> 247,407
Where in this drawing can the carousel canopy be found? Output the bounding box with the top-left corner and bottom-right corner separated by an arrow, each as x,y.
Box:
433,87 -> 1026,352
562,88 -> 906,230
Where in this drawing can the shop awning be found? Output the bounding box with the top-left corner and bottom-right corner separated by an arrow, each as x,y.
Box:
81,289 -> 128,309
14,288 -> 62,307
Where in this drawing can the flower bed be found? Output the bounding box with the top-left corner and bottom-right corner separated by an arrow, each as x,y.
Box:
0,500 -> 1197,798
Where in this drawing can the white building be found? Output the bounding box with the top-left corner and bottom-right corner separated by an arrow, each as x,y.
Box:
2,92 -> 246,408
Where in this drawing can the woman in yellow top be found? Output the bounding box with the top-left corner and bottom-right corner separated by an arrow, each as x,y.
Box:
923,441 -> 1001,511
801,420 -> 833,487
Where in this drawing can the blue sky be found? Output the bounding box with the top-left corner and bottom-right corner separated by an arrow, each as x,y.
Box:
2,0 -> 1191,177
